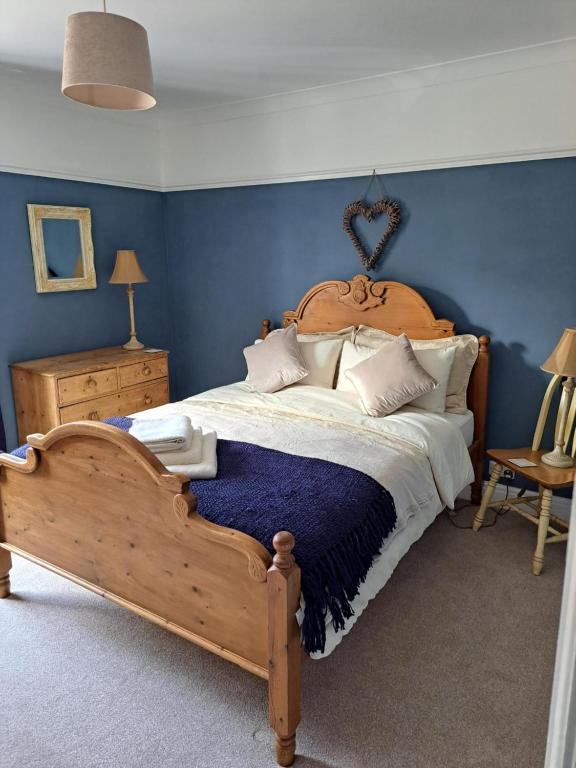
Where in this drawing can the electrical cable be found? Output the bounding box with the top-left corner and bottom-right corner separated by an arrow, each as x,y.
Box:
445,477 -> 514,529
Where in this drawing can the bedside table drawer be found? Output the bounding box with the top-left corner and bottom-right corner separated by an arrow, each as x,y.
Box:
119,357 -> 168,388
58,368 -> 118,406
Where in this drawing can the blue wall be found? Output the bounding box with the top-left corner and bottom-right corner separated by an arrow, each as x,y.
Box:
164,158 -> 576,452
2,159 -> 574,457
0,172 -> 170,449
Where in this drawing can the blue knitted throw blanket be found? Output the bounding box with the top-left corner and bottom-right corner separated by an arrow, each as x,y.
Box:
13,416 -> 397,654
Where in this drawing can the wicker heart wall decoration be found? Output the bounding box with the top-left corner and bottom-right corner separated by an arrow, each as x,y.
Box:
343,199 -> 401,271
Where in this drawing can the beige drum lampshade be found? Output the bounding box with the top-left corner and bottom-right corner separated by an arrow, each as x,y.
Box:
62,11 -> 155,110
109,250 -> 148,285
541,328 -> 576,377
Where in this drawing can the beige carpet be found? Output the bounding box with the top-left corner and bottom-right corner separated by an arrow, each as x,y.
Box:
0,507 -> 565,768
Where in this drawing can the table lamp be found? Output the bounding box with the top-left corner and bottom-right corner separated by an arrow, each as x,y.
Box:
109,250 -> 148,350
540,328 -> 576,468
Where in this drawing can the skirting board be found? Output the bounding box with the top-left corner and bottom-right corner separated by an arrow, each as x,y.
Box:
458,481 -> 572,522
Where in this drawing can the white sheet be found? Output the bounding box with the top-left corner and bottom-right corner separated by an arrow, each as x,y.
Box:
132,383 -> 474,657
439,408 -> 474,447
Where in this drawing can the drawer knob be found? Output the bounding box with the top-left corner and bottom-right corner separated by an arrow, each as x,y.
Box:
142,364 -> 152,376
144,394 -> 152,405
88,410 -> 100,420
87,376 -> 97,388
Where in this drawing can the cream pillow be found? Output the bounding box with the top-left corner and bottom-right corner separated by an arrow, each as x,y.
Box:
408,345 -> 456,413
268,325 -> 355,343
337,340 -> 455,413
296,339 -> 344,388
244,323 -> 308,393
355,326 -> 479,413
344,335 -> 437,417
337,342 -> 373,394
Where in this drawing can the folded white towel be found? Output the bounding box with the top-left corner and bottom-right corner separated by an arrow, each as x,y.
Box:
148,427 -> 203,462
129,416 -> 193,452
164,430 -> 218,480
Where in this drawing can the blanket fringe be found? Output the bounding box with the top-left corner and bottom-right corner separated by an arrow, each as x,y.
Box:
300,488 -> 396,654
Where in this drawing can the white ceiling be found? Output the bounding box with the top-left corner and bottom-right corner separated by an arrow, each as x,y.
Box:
1,0 -> 576,112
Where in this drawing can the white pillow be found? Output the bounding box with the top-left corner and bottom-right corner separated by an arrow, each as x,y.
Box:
337,342 -> 373,394
337,341 -> 455,413
296,339 -> 344,388
409,345 -> 456,413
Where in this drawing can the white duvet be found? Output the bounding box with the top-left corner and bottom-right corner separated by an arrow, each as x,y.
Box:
133,382 -> 474,657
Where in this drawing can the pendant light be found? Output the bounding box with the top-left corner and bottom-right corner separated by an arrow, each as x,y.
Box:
62,0 -> 155,110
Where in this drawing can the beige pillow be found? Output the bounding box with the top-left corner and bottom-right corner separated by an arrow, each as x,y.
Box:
344,335 -> 437,417
296,339 -> 344,388
244,323 -> 308,393
355,326 -> 479,413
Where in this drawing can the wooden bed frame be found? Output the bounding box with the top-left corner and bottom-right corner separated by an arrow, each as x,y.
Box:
0,275 -> 489,767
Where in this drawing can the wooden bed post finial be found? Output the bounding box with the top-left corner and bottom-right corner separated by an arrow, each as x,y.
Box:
268,531 -> 301,766
272,531 -> 295,569
260,319 -> 271,340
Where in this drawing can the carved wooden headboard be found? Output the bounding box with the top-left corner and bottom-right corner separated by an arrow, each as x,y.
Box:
260,274 -> 490,503
282,274 -> 455,339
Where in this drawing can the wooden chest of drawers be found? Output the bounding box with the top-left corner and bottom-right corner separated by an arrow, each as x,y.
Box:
10,347 -> 169,444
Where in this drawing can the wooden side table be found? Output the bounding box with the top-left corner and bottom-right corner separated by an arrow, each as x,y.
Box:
473,448 -> 573,575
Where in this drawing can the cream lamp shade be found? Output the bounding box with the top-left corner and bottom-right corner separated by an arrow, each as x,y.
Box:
109,250 -> 148,285
62,10 -> 155,110
109,250 -> 148,350
541,328 -> 576,377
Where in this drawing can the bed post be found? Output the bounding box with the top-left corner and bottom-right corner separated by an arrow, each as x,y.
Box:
0,548 -> 11,598
260,319 -> 271,340
267,531 -> 301,767
469,335 -> 490,506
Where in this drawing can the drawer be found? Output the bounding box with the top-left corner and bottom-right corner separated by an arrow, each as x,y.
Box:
59,379 -> 169,424
119,357 -> 168,388
58,368 -> 118,406
119,379 -> 169,414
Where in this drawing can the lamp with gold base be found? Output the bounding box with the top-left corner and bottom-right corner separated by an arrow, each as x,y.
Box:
537,328 -> 576,468
109,250 -> 148,350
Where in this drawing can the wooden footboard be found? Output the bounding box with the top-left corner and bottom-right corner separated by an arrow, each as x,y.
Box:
0,422 -> 301,766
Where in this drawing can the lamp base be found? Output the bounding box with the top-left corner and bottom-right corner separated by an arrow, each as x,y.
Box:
541,448 -> 574,468
123,336 -> 145,351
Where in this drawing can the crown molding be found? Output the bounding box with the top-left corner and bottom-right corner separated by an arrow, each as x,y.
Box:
161,146 -> 576,192
1,38 -> 575,192
160,37 -> 576,127
4,144 -> 574,194
0,163 -> 163,191
159,37 -> 576,192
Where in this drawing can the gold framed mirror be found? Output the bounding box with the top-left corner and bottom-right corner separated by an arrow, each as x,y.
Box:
27,204 -> 97,293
